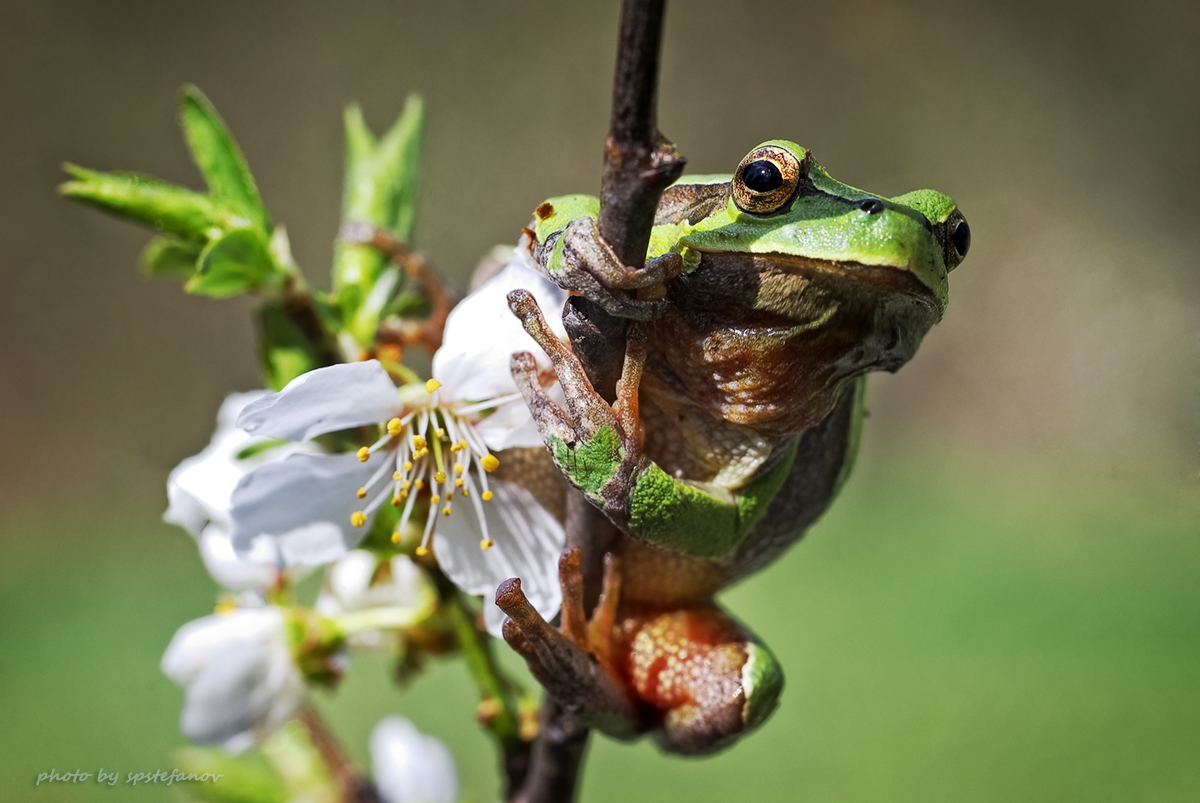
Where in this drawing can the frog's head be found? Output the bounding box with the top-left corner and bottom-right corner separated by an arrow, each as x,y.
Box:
666,140 -> 968,313
649,141 -> 970,435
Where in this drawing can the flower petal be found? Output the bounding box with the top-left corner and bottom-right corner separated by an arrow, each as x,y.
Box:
165,391 -> 272,534
229,451 -> 380,567
161,607 -> 304,753
238,361 -> 400,441
433,479 -> 564,638
432,257 -> 568,403
198,525 -> 280,591
370,716 -> 459,803
472,382 -> 568,452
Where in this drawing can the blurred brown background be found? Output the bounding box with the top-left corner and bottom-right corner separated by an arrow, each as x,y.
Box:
1,1 -> 1196,801
1,0 -> 1196,506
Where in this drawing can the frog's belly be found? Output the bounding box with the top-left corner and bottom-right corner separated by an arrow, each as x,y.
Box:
649,251 -> 937,438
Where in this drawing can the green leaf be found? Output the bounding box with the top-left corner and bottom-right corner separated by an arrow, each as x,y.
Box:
186,228 -> 276,298
59,164 -> 221,240
179,85 -> 272,235
140,235 -> 202,278
333,95 -> 424,345
374,93 -> 424,242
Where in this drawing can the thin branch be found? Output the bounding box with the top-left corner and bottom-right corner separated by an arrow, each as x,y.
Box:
296,705 -> 382,803
514,2 -> 680,802
598,0 -> 685,268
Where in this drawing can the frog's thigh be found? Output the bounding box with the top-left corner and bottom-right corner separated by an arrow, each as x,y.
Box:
623,607 -> 783,755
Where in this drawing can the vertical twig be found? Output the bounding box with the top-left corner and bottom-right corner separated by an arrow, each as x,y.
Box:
599,0 -> 686,267
512,2 -> 682,802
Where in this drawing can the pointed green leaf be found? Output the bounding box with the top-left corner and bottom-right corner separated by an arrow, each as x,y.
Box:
332,95 -> 424,345
373,93 -> 424,241
59,164 -> 220,240
186,228 -> 275,298
140,235 -> 202,278
179,85 -> 271,234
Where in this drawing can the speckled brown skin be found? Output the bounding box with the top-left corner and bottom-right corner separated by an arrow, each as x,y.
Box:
496,181 -> 942,753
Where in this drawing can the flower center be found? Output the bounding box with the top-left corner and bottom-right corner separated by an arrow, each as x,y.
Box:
350,378 -> 503,554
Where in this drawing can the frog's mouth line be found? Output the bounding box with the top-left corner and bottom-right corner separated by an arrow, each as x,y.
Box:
694,249 -> 943,311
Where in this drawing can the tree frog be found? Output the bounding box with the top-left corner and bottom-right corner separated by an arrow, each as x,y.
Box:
493,141 -> 969,754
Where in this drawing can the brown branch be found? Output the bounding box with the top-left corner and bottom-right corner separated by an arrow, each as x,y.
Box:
281,281 -> 344,368
598,0 -> 686,268
340,220 -> 464,353
297,705 -> 383,803
513,2 -> 681,802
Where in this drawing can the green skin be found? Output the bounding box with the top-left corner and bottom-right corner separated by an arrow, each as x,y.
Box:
502,140 -> 968,753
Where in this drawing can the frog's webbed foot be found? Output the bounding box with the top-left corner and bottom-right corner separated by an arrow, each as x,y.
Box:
507,289 -> 647,525
496,548 -> 642,739
548,216 -> 682,321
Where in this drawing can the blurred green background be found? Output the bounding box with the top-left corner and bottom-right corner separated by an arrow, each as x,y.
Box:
0,1 -> 1196,801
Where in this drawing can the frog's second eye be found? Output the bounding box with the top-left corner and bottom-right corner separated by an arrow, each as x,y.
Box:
732,145 -> 803,214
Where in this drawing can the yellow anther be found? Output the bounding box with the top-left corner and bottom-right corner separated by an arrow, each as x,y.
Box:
391,495 -> 404,506
443,506 -> 452,516
415,545 -> 429,557
482,490 -> 494,501
393,471 -> 402,481
436,427 -> 446,439
461,489 -> 469,497
357,447 -> 371,462
430,495 -> 440,505
391,531 -> 402,544
403,461 -> 413,472
414,479 -> 425,490
417,448 -> 429,458
434,471 -> 447,484
214,600 -> 237,613
454,464 -> 464,476
481,454 -> 500,472
459,439 -> 468,451
356,487 -> 367,499
480,538 -> 494,551
350,511 -> 367,528
450,442 -> 461,453
386,417 -> 403,436
425,378 -> 443,393
400,481 -> 412,491
412,435 -> 427,450
455,478 -> 465,488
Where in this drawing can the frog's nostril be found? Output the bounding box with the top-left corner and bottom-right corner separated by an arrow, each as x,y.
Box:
859,198 -> 884,215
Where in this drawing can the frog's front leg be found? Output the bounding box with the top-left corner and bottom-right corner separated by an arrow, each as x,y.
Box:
540,216 -> 683,321
506,288 -> 650,525
507,289 -> 791,561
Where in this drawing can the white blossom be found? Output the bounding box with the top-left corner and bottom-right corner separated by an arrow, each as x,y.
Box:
160,607 -> 305,754
229,257 -> 568,635
164,391 -> 314,588
370,716 -> 458,803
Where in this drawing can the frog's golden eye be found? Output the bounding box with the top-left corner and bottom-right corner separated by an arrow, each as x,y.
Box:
732,145 -> 804,214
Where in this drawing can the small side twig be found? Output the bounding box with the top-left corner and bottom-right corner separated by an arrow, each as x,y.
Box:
340,221 -> 463,354
297,705 -> 383,803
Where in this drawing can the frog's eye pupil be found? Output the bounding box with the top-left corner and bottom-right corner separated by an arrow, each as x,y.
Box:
743,160 -> 783,193
952,219 -> 971,257
860,198 -> 885,215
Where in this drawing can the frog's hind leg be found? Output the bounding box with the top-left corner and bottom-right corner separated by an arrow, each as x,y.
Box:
622,606 -> 785,755
496,548 -> 642,738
